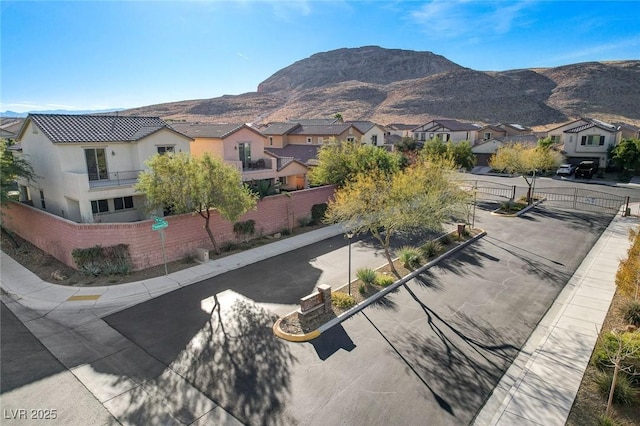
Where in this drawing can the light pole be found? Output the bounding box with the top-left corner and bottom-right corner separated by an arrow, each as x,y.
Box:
346,231 -> 354,295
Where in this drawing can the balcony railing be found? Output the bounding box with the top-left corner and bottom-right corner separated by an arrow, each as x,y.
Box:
88,170 -> 142,188
243,158 -> 273,171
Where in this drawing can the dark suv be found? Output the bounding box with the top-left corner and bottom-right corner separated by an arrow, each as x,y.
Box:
574,161 -> 598,179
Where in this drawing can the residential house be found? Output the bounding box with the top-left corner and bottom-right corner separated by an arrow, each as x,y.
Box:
472,135 -> 540,167
411,119 -> 481,145
13,114 -> 192,223
497,123 -> 533,136
476,125 -> 507,143
546,118 -> 621,168
385,123 -> 420,138
172,122 -> 309,191
0,118 -> 25,141
346,121 -> 386,147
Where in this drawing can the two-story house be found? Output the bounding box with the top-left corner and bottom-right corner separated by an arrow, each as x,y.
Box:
547,118 -> 621,168
13,114 -> 192,223
347,121 -> 386,147
411,119 -> 481,145
171,122 -> 309,191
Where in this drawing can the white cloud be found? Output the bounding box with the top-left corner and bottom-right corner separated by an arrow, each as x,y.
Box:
237,52 -> 250,60
410,0 -> 534,39
548,36 -> 640,63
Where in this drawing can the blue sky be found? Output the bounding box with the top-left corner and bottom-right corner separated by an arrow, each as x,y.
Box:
2,0 -> 639,113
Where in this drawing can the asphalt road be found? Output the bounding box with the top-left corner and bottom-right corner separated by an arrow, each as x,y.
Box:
104,201 -> 613,425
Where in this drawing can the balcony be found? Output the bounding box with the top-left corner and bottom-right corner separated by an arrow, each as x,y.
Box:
88,170 -> 142,188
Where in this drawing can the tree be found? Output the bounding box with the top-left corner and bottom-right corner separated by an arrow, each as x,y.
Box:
598,330 -> 640,417
0,140 -> 35,208
421,138 -> 476,170
611,139 -> 640,175
324,157 -> 469,278
136,152 -> 258,255
616,226 -> 640,299
489,143 -> 562,204
309,139 -> 404,187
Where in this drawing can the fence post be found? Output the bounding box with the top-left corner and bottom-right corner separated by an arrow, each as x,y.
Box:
511,185 -> 516,201
623,196 -> 630,217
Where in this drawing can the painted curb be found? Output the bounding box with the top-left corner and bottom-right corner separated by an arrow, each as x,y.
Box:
273,229 -> 487,342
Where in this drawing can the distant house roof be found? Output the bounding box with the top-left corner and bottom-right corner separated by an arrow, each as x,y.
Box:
387,123 -> 419,131
19,114 -> 186,143
289,124 -> 358,136
265,145 -> 321,165
170,123 -> 262,139
346,121 -> 377,133
477,124 -> 505,133
261,122 -> 301,135
496,134 -> 539,144
564,118 -> 618,133
415,119 -> 481,132
499,123 -> 532,132
288,118 -> 341,125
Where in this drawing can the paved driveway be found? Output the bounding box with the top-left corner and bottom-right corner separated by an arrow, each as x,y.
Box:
105,205 -> 612,425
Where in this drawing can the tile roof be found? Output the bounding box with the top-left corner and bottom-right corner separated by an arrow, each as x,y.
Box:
565,118 -> 618,133
25,114 -> 173,143
170,123 -> 247,138
418,119 -> 481,132
346,121 -> 376,133
265,145 -> 321,164
261,122 -> 301,135
288,118 -> 340,125
290,124 -> 357,136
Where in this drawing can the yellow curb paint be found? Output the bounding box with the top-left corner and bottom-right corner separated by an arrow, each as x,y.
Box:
67,294 -> 101,301
272,318 -> 321,342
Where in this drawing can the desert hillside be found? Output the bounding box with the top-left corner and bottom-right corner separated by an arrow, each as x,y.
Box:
122,46 -> 640,127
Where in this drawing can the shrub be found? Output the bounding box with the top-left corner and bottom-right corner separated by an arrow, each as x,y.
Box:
421,240 -> 443,258
439,234 -> 452,245
311,203 -> 328,224
594,370 -> 638,405
221,240 -> 240,252
332,292 -> 356,309
375,274 -> 395,287
80,261 -> 101,276
72,244 -> 131,276
358,283 -> 367,295
356,268 -> 377,285
233,219 -> 255,242
592,331 -> 640,372
596,415 -> 621,426
298,216 -> 313,227
279,228 -> 292,236
622,300 -> 640,326
398,246 -> 421,268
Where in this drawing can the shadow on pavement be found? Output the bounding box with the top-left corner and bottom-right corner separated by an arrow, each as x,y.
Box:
310,324 -> 356,360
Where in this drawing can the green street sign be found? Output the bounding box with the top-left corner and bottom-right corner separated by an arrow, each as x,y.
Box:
152,216 -> 168,231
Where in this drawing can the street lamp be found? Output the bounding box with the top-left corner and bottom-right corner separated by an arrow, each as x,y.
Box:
346,231 -> 354,295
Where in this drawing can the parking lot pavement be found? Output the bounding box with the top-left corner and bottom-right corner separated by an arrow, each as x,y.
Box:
103,204 -> 618,425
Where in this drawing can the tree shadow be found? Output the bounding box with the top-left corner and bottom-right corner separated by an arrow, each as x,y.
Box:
392,282 -> 522,419
105,291 -> 297,425
528,206 -> 614,233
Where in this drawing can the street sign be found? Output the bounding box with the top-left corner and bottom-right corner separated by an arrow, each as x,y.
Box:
152,216 -> 168,231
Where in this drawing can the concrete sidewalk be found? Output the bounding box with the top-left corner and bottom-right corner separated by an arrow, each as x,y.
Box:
474,207 -> 639,425
0,223 -> 347,317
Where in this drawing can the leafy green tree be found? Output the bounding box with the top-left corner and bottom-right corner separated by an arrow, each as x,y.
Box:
489,143 -> 562,204
1,140 -> 35,208
136,152 -> 258,254
309,139 -> 404,187
324,157 -> 469,278
421,138 -> 476,170
395,137 -> 419,153
611,139 -> 640,175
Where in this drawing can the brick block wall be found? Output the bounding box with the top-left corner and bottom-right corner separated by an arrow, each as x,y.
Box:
1,185 -> 335,271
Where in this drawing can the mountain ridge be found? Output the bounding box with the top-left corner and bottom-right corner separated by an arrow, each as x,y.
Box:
116,47 -> 640,127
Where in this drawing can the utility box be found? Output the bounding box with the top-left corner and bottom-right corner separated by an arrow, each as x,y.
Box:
196,248 -> 210,262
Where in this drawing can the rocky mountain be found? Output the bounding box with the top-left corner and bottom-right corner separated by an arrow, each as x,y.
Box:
123,46 -> 640,127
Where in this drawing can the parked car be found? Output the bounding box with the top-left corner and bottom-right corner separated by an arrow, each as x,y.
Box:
556,164 -> 576,176
574,161 -> 598,179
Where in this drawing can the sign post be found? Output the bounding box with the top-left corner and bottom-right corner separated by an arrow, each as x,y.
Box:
152,216 -> 169,275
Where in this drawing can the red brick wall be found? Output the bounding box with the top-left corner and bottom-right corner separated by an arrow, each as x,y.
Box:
1,185 -> 335,271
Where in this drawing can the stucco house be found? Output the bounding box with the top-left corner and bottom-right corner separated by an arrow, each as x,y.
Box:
13,114 -> 192,223
261,122 -> 365,148
472,135 -> 540,167
411,119 -> 481,144
346,121 -> 386,147
172,122 -> 309,191
546,118 -> 621,168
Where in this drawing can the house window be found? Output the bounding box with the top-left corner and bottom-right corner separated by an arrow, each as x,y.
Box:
238,142 -> 251,169
581,135 -> 605,146
157,146 -> 175,155
306,137 -> 312,144
269,137 -> 273,146
484,132 -> 491,140
114,196 -> 134,210
437,133 -> 451,141
318,137 -> 324,144
85,148 -> 108,181
279,176 -> 288,185
346,137 -> 355,143
91,199 -> 109,214
550,135 -> 561,143
39,190 -> 46,209
371,135 -> 378,145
